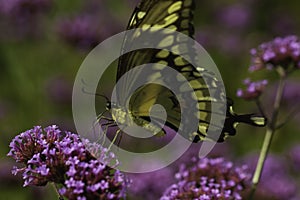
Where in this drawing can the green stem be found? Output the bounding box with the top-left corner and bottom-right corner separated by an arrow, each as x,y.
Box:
52,183 -> 64,200
248,68 -> 286,200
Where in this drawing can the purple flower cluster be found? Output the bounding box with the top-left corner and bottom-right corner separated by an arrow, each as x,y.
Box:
7,125 -> 126,199
237,79 -> 268,100
249,35 -> 300,71
59,158 -> 125,200
160,157 -> 251,200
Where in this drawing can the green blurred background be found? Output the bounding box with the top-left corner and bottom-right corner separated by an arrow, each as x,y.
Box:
0,0 -> 299,199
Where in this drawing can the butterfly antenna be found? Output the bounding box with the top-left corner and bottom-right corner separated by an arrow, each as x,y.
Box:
81,87 -> 110,102
255,99 -> 267,118
81,78 -> 110,102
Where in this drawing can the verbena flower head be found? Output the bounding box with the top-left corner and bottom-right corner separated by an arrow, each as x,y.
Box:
249,35 -> 300,71
237,78 -> 268,100
7,125 -> 127,199
59,158 -> 126,200
160,157 -> 251,200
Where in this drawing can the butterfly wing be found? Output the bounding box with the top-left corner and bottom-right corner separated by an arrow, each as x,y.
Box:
117,0 -> 195,81
114,0 -> 266,142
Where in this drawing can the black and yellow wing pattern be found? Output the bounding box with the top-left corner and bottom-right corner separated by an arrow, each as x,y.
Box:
109,0 -> 266,143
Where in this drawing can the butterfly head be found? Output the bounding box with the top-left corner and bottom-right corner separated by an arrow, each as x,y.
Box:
106,101 -> 111,111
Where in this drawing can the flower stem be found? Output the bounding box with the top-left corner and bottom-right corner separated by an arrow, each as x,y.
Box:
52,183 -> 64,200
248,68 -> 286,200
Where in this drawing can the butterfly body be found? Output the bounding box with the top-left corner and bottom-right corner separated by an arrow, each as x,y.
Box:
110,101 -> 166,137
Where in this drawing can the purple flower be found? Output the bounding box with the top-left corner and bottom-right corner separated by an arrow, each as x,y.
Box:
263,80 -> 300,121
0,0 -> 52,39
237,78 -> 268,100
56,2 -> 121,51
7,126 -> 45,163
217,4 -> 252,29
45,76 -> 72,104
243,153 -> 298,199
0,0 -> 52,16
61,158 -> 126,199
56,14 -> 102,50
289,144 -> 300,170
271,15 -> 296,36
219,34 -> 244,56
161,157 -> 251,200
282,80 -> 300,105
128,166 -> 174,200
249,35 -> 300,71
7,125 -> 127,199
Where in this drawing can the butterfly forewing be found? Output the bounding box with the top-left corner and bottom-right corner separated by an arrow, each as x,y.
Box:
117,0 -> 195,81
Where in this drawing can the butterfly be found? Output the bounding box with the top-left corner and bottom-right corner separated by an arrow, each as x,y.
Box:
100,0 -> 266,144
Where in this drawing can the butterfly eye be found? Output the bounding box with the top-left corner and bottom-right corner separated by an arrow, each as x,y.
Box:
106,102 -> 111,110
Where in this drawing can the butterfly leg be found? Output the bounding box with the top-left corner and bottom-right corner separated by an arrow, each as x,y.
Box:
108,129 -> 121,150
93,111 -> 116,144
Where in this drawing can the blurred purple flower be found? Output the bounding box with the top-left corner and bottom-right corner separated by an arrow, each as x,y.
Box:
0,0 -> 52,39
0,0 -> 52,17
0,161 -> 21,186
57,14 -> 102,50
196,29 -> 244,56
7,125 -> 127,199
271,15 -> 296,36
161,157 -> 251,200
249,35 -> 300,71
243,153 -> 298,199
128,167 -> 174,200
217,4 -> 252,29
45,76 -> 72,104
195,28 -> 215,48
289,144 -> 300,170
282,80 -> 300,104
0,161 -> 48,199
173,143 -> 232,168
56,2 -> 121,50
218,33 -> 244,56
237,78 -> 268,100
